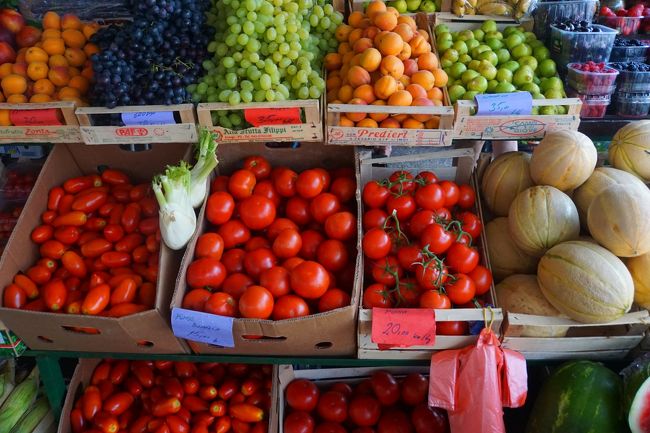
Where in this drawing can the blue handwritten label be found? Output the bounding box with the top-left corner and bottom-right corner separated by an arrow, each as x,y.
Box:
171,307 -> 235,347
475,92 -> 532,116
121,111 -> 175,126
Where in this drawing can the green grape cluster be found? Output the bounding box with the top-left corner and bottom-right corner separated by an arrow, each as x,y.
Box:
188,0 -> 343,128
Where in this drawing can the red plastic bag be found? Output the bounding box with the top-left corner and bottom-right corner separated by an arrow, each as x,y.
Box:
428,326 -> 527,433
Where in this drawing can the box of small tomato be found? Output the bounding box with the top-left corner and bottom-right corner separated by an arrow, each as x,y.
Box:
170,141 -> 361,356
0,142 -> 190,354
58,358 -> 277,433
356,147 -> 502,360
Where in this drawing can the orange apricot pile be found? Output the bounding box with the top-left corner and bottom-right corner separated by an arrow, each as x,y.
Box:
326,0 -> 449,129
0,11 -> 97,110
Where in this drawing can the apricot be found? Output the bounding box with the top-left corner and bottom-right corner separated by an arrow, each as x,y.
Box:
398,41 -> 411,61
48,66 -> 70,86
64,48 -> 86,67
426,116 -> 441,129
339,115 -> 355,127
397,16 -> 418,32
411,70 -> 435,90
380,118 -> 401,128
348,11 -> 366,28
409,34 -> 430,57
369,100 -> 389,122
377,32 -> 402,56
353,37 -> 373,54
27,62 -> 49,81
427,87 -> 444,102
347,65 -> 371,88
42,38 -> 65,56
33,78 -> 55,95
324,53 -> 342,71
394,23 -> 415,42
348,28 -> 364,46
418,52 -> 439,71
25,47 -> 48,63
359,48 -> 381,72
406,84 -> 427,100
6,94 -> 27,103
338,85 -> 354,103
365,1 -> 387,19
346,98 -> 367,122
431,68 -> 448,87
61,14 -> 83,31
335,24 -> 352,42
379,55 -> 404,79
1,74 -> 27,95
30,93 -> 52,103
374,11 -> 397,31
403,117 -> 424,129
388,90 -> 412,106
42,11 -> 61,30
411,97 -> 435,122
353,84 -> 376,104
374,75 -> 398,100
62,29 -> 86,49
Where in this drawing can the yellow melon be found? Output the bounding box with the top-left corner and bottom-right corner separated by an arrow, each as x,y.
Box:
626,252 -> 650,310
481,151 -> 534,217
485,217 -> 538,281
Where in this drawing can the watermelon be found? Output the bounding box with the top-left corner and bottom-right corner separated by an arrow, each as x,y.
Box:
630,376 -> 650,433
526,361 -> 626,433
624,355 -> 650,414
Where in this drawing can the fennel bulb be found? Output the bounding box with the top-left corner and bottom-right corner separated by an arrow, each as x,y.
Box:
153,162 -> 197,250
190,129 -> 218,209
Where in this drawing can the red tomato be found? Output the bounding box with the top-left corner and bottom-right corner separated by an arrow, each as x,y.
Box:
211,176 -> 229,192
445,274 -> 476,305
40,240 -> 66,260
218,220 -> 251,249
371,256 -> 403,286
26,265 -> 51,285
385,194 -> 416,221
396,245 -> 423,271
467,265 -> 492,296
437,321 -> 468,335
362,228 -> 391,260
446,243 -> 479,274
283,257 -> 304,271
286,379 -> 320,412
272,229 -> 303,259
206,192 -> 235,225
267,218 -> 299,241
222,273 -> 254,300
3,284 -> 26,309
82,283 -> 110,315
457,184 -> 476,210
314,423 -> 346,433
290,261 -> 330,299
272,295 -> 310,320
31,225 -> 53,244
222,248 -> 246,274
348,395 -> 381,426
43,279 -> 67,311
239,195 -> 276,230
317,391 -> 348,423
378,409 -> 413,433
243,156 -> 271,180
370,371 -> 399,406
195,233 -> 225,260
316,240 -> 349,272
439,181 -> 459,208
81,239 -> 112,258
313,168 -> 331,191
103,392 -> 135,416
362,181 -> 390,209
103,224 -> 125,243
363,208 -> 388,230
274,168 -> 298,198
245,236 -> 271,252
299,230 -> 325,261
414,261 -> 448,291
229,170 -> 257,200
284,412 -> 314,433
415,171 -> 438,185
259,266 -> 289,297
330,177 -> 355,203
401,373 -> 428,406
388,171 -> 415,194
286,197 -> 311,226
310,193 -> 341,224
409,210 -> 436,238
415,183 -> 444,211
296,169 -> 325,199
324,212 -> 355,241
362,284 -> 394,308
456,211 -> 482,241
238,285 -> 274,319
329,383 -> 352,398
411,404 -> 449,433
253,180 -> 280,207
419,223 -> 453,255
243,248 -> 277,279
419,290 -> 451,309
204,292 -> 237,316
121,203 -> 141,233
318,289 -> 351,312
186,258 -> 227,289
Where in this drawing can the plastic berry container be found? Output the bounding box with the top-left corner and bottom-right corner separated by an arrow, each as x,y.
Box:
567,88 -> 612,118
598,16 -> 643,35
550,25 -> 618,74
609,43 -> 650,63
531,0 -> 599,42
614,92 -> 650,117
608,62 -> 650,93
566,63 -> 619,94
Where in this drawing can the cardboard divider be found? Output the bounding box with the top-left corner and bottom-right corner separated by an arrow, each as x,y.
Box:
356,147 -> 502,360
76,104 -> 197,144
171,142 -> 361,356
0,102 -> 81,143
0,142 -> 190,354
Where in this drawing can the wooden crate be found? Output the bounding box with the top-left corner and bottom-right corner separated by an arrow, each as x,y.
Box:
501,310 -> 650,360
432,11 -> 533,30
356,148 -> 503,360
0,102 -> 81,143
327,13 -> 454,147
76,104 -> 197,145
453,98 -> 582,140
196,99 -> 323,144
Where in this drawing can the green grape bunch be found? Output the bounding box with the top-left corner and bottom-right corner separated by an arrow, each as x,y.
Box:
188,0 -> 343,119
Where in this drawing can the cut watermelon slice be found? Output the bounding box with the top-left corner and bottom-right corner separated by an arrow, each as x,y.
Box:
629,376 -> 650,433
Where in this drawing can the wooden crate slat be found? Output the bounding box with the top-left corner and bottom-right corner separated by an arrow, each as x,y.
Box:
0,101 -> 81,143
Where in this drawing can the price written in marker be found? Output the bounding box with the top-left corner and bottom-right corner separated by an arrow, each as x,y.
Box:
244,107 -> 301,126
171,307 -> 235,347
475,92 -> 533,116
371,308 -> 436,348
9,109 -> 63,126
121,111 -> 176,126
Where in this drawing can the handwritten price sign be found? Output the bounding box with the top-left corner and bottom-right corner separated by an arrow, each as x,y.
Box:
9,109 -> 63,126
371,308 -> 436,348
244,107 -> 301,126
475,92 -> 532,116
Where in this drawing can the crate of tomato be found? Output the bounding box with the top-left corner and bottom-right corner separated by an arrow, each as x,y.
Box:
0,142 -> 190,353
356,147 -> 502,359
171,141 -> 361,356
59,359 -> 276,433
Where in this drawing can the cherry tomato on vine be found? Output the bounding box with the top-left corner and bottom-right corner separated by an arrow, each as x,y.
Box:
362,181 -> 390,209
362,228 -> 391,260
419,290 -> 451,309
439,181 -> 459,208
457,184 -> 476,209
444,274 -> 476,305
446,243 -> 479,274
243,156 -> 271,180
468,265 -> 492,296
388,171 -> 415,194
415,183 -> 444,211
362,284 -> 394,308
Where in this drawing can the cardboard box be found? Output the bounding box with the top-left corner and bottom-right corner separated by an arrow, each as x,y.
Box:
356,147 -> 502,360
0,102 -> 81,143
171,142 -> 361,356
59,359 -> 278,433
273,365 -> 430,433
0,142 -> 190,354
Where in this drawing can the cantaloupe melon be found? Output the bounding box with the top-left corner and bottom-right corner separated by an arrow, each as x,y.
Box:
627,252 -> 650,310
481,151 -> 533,216
537,241 -> 634,323
485,217 -> 539,281
530,130 -> 597,191
508,186 -> 580,257
609,120 -> 650,182
587,183 -> 650,257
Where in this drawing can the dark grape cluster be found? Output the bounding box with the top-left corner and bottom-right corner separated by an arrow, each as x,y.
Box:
90,0 -> 212,108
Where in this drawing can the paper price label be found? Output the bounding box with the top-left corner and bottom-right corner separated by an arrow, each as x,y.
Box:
371,308 -> 436,348
244,107 -> 301,126
171,307 -> 235,347
121,111 -> 176,126
9,109 -> 63,126
475,92 -> 533,116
